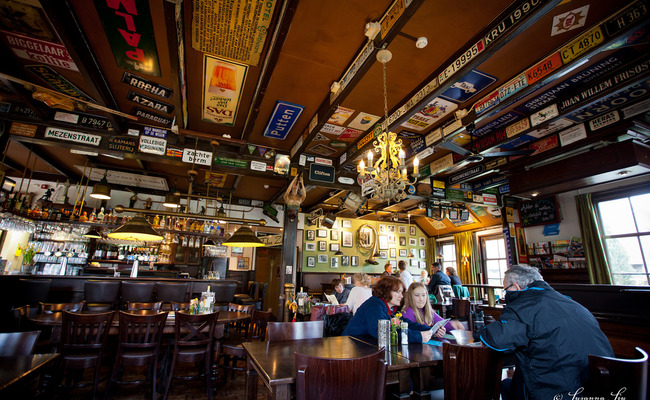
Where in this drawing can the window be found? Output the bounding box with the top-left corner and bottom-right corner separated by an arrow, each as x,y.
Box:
439,242 -> 457,271
482,236 -> 508,288
596,190 -> 650,286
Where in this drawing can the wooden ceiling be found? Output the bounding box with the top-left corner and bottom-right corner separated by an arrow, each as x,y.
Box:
0,0 -> 649,236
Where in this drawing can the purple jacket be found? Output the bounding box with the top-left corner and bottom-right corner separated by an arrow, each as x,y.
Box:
402,306 -> 454,332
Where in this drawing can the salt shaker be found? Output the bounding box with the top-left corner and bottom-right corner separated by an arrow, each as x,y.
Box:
400,321 -> 408,345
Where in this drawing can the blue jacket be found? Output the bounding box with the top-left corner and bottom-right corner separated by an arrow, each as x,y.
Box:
480,280 -> 614,400
342,295 -> 430,342
427,270 -> 450,293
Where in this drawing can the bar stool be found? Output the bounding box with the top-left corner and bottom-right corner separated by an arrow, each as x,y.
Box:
234,281 -> 258,304
213,283 -> 237,308
163,311 -> 219,400
84,280 -> 120,311
106,311 -> 168,399
121,281 -> 155,307
156,282 -> 188,303
241,282 -> 267,310
19,279 -> 51,316
126,301 -> 163,311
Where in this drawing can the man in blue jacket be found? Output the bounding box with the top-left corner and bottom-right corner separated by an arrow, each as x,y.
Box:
427,262 -> 450,295
480,265 -> 614,400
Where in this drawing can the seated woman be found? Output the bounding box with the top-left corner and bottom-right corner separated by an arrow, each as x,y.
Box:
402,282 -> 464,338
343,276 -> 433,343
332,279 -> 350,304
343,272 -> 372,314
446,266 -> 462,286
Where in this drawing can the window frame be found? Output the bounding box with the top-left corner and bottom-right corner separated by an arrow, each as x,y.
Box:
480,234 -> 509,288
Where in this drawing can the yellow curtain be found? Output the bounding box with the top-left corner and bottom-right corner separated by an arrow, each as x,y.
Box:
454,231 -> 480,298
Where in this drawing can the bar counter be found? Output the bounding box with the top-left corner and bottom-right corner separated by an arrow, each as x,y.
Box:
0,274 -> 240,311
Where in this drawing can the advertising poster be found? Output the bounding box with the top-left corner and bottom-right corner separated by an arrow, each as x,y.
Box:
328,106 -> 355,125
0,30 -> 77,71
192,0 -> 276,66
348,112 -> 379,131
94,0 -> 160,76
440,69 -> 496,103
202,55 -> 247,126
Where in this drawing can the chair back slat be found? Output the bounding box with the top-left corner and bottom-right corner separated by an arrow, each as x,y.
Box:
268,321 -> 324,342
118,311 -> 167,349
442,342 -> 504,400
40,301 -> 85,314
295,349 -> 386,400
248,309 -> 272,341
588,347 -> 648,400
61,311 -> 114,352
126,301 -> 163,311
227,302 -> 254,314
175,311 -> 218,348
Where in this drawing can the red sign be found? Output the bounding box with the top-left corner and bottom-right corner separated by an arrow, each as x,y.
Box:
0,30 -> 77,71
529,134 -> 559,156
526,52 -> 563,85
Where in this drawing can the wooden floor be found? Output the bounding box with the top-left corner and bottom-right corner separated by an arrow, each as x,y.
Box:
48,363 -> 270,399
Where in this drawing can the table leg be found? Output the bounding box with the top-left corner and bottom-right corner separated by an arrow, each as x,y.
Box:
273,384 -> 291,400
245,359 -> 258,400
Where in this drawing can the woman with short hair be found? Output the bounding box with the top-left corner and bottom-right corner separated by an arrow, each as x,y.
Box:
446,266 -> 462,286
343,273 -> 372,314
343,276 -> 434,343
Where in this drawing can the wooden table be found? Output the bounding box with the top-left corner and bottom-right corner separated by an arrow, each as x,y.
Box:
243,336 -> 417,400
463,284 -> 504,307
0,353 -> 59,395
351,330 -> 475,400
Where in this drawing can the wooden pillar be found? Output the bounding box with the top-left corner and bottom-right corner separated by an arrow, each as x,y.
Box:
277,210 -> 297,322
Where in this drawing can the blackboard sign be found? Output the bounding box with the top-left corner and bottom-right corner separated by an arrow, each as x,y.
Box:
518,196 -> 561,227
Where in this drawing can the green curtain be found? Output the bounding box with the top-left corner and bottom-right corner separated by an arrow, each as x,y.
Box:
575,193 -> 612,284
454,231 -> 480,298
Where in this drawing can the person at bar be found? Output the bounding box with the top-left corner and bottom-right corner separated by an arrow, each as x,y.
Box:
402,282 -> 464,338
331,279 -> 350,304
480,265 -> 614,400
343,276 -> 433,343
342,272 -> 372,314
427,262 -> 450,294
445,266 -> 462,286
398,260 -> 413,289
381,263 -> 393,277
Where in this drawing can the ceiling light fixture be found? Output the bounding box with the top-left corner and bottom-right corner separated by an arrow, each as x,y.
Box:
90,170 -> 111,200
107,213 -> 163,241
163,192 -> 181,208
83,228 -> 102,239
222,225 -> 264,247
358,49 -> 419,204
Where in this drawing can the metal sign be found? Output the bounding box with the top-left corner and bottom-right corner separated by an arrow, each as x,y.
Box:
26,65 -> 93,101
309,163 -> 335,183
448,165 -> 485,185
142,126 -> 168,138
108,136 -> 137,153
263,101 -> 305,140
182,149 -> 212,166
122,72 -> 172,98
1,30 -> 78,71
132,107 -> 172,125
139,136 -> 166,155
45,127 -> 101,146
127,91 -> 174,114
9,122 -> 37,137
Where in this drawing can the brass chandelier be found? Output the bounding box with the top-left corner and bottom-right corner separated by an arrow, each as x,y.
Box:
358,49 -> 419,204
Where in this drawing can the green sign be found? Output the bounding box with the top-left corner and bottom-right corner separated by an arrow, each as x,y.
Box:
445,188 -> 466,202
214,157 -> 247,168
418,163 -> 431,177
25,65 -> 94,102
95,0 -> 161,76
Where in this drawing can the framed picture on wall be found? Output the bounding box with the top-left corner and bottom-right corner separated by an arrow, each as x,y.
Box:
305,243 -> 316,251
237,257 -> 250,269
351,256 -> 359,266
306,230 -> 315,241
388,235 -> 396,243
410,226 -> 416,236
398,226 -> 407,234
420,249 -> 426,259
419,237 -> 426,246
409,238 -> 417,246
341,256 -> 349,266
379,251 -> 387,259
399,249 -> 407,257
341,231 -> 353,247
388,225 -> 396,233
420,261 -> 426,268
399,236 -> 406,246
342,220 -> 352,228
331,257 -> 339,268
379,224 -> 387,234
331,230 -> 339,241
231,247 -> 244,256
389,260 -> 397,268
378,235 -> 388,250
410,248 -> 417,258
319,241 -> 326,251
307,256 -> 316,267
330,243 -> 340,252
317,229 -> 327,238
410,258 -> 419,267
318,254 -> 328,263
390,248 -> 396,258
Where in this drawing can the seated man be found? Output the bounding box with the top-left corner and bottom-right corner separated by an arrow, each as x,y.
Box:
331,279 -> 350,304
480,265 -> 614,400
427,262 -> 450,295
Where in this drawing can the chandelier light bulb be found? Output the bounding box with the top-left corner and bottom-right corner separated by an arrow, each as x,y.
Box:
413,157 -> 419,175
367,150 -> 373,164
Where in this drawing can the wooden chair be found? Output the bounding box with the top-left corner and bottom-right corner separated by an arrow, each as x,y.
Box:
226,302 -> 254,338
241,282 -> 268,310
106,311 -> 168,400
155,282 -> 188,303
214,308 -> 271,381
233,280 -> 256,303
0,331 -> 40,356
126,301 -> 163,311
268,321 -> 324,342
9,305 -> 30,331
442,342 -> 504,400
295,349 -> 387,400
169,301 -> 191,311
587,347 -> 648,400
120,281 -> 155,305
452,298 -> 471,330
39,301 -> 85,314
58,311 -> 114,400
163,311 -> 219,400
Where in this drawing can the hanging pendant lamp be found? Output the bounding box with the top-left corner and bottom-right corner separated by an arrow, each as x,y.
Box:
107,213 -> 163,241
222,225 -> 264,247
90,170 -> 111,200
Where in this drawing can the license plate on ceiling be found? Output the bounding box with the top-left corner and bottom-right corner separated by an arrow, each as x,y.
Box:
560,26 -> 604,64
439,39 -> 485,85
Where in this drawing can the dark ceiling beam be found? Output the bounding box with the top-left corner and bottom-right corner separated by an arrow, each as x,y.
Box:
12,140 -> 78,179
290,0 -> 426,162
1,156 -> 68,183
338,0 -> 564,170
162,0 -> 185,130
40,0 -> 125,132
239,0 -> 300,145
